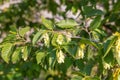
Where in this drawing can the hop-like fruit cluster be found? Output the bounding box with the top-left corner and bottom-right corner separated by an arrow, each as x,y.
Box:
103,62 -> 110,69
56,34 -> 64,45
76,43 -> 85,59
114,32 -> 120,58
113,68 -> 120,80
43,33 -> 49,47
56,50 -> 65,64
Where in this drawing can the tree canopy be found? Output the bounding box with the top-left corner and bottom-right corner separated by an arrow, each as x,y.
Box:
0,0 -> 120,80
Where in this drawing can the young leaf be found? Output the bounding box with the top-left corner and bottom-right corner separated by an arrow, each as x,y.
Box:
1,43 -> 13,63
56,19 -> 78,29
116,57 -> 120,66
19,27 -> 30,37
90,16 -> 102,30
41,16 -> 53,30
32,30 -> 44,45
91,31 -> 100,41
36,52 -> 45,64
51,33 -> 58,46
22,46 -> 31,61
12,48 -> 21,64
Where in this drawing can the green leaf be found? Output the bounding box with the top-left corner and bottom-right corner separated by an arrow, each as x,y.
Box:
75,59 -> 85,72
94,29 -> 107,36
56,19 -> 78,28
91,31 -> 100,41
41,16 -> 53,30
113,0 -> 120,13
63,45 -> 78,57
0,45 -> 3,48
12,48 -> 21,64
3,34 -> 16,42
47,49 -> 56,69
80,38 -> 98,49
1,43 -> 13,63
71,76 -> 83,80
19,27 -> 30,37
22,46 -> 31,61
36,52 -> 45,64
9,24 -> 17,33
104,49 -> 114,66
83,60 -> 94,75
89,16 -> 102,30
87,46 -> 95,60
103,36 -> 117,58
83,76 -> 100,80
59,57 -> 73,73
83,6 -> 104,17
72,6 -> 78,14
118,74 -> 120,80
32,30 -> 44,45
